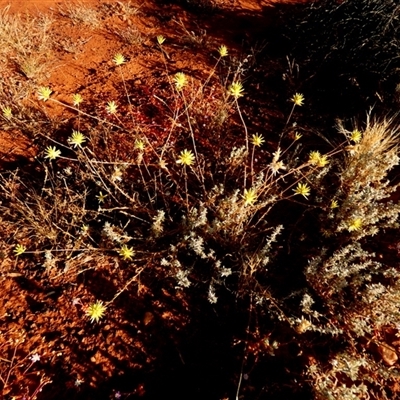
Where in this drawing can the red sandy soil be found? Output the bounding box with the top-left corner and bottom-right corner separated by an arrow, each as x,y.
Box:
0,0 -> 309,161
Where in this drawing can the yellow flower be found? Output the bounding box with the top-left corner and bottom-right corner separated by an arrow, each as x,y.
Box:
293,182 -> 311,199
309,151 -> 321,165
251,133 -> 265,147
72,93 -> 83,106
37,86 -> 52,101
86,300 -> 106,323
243,188 -> 257,206
350,129 -> 362,143
119,245 -> 135,260
174,72 -> 187,90
44,146 -> 61,160
330,199 -> 339,209
348,218 -> 363,232
218,45 -> 228,57
294,132 -> 302,141
157,35 -> 165,45
134,139 -> 145,151
96,191 -> 107,203
177,149 -> 195,166
291,93 -> 304,106
106,100 -> 118,114
14,244 -> 26,256
317,155 -> 329,167
1,105 -> 12,119
309,151 -> 329,167
229,82 -> 244,98
113,53 -> 126,66
68,130 -> 86,148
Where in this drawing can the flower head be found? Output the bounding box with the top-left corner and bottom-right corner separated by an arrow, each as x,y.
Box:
229,82 -> 244,99
330,199 -> 339,209
218,45 -> 228,57
119,245 -> 135,260
251,133 -> 265,147
269,148 -> 286,175
291,93 -> 304,106
350,129 -> 362,143
316,155 -> 329,167
72,298 -> 82,307
177,149 -> 195,166
68,130 -> 86,148
348,218 -> 363,232
174,72 -> 187,90
72,93 -> 83,106
159,158 -> 168,169
243,188 -> 257,206
308,151 -> 329,167
111,167 -> 123,182
14,244 -> 26,256
293,182 -> 311,199
113,53 -> 126,66
308,151 -> 321,165
30,353 -> 41,363
157,35 -> 165,45
96,191 -> 107,203
44,146 -> 61,160
1,105 -> 12,119
86,300 -> 106,323
134,139 -> 145,151
106,100 -> 118,115
37,86 -> 52,101
294,132 -> 302,141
